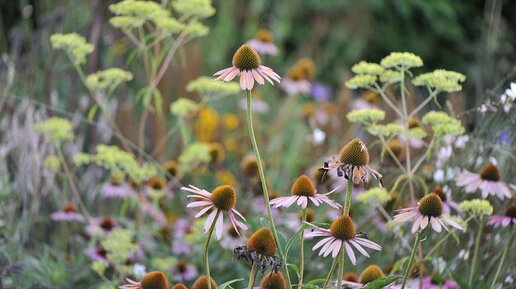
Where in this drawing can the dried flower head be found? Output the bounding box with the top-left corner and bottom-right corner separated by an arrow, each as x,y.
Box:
247,227 -> 276,256
172,283 -> 189,289
339,138 -> 369,167
119,271 -> 169,289
192,276 -> 217,289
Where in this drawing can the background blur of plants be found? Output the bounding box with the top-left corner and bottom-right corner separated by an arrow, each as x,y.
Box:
0,1 -> 514,289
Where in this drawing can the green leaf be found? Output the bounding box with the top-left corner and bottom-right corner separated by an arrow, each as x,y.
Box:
285,223 -> 308,256
152,88 -> 163,117
287,263 -> 300,278
217,278 -> 244,289
259,217 -> 271,227
87,104 -> 99,120
363,275 -> 401,289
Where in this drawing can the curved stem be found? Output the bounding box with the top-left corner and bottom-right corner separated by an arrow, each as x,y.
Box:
204,210 -> 220,289
468,217 -> 485,289
298,209 -> 307,289
322,251 -> 339,289
246,263 -> 259,289
245,90 -> 292,289
489,232 -> 514,289
401,230 -> 422,289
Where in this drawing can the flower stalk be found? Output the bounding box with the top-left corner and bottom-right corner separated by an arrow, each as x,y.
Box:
489,232 -> 514,289
204,210 -> 221,289
401,230 -> 423,289
468,217 -> 485,288
246,263 -> 259,289
245,90 -> 291,289
298,209 -> 307,289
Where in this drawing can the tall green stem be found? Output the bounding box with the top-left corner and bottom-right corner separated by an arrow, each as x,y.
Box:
401,231 -> 422,289
468,217 -> 485,289
298,209 -> 307,289
245,90 -> 292,289
322,251 -> 339,289
246,263 -> 259,289
204,211 -> 220,289
336,243 -> 345,289
489,232 -> 514,289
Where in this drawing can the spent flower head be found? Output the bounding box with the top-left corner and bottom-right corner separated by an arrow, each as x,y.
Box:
259,272 -> 287,289
380,52 -> 423,69
359,264 -> 385,284
192,276 -> 217,289
120,271 -> 170,289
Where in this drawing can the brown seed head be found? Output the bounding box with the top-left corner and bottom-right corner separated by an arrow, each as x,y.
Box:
192,276 -> 217,289
149,177 -> 165,190
99,217 -> 115,231
339,138 -> 370,166
505,204 -> 516,218
172,283 -> 188,289
140,271 -> 170,289
232,44 -> 261,71
418,193 -> 443,217
343,272 -> 359,282
209,143 -> 225,165
291,175 -> 316,197
241,155 -> 259,177
479,163 -> 500,181
359,264 -> 385,284
163,160 -> 179,177
62,203 -> 77,213
246,227 -> 276,256
260,272 -> 286,289
211,185 -> 236,211
387,139 -> 403,159
432,187 -> 447,202
330,215 -> 356,241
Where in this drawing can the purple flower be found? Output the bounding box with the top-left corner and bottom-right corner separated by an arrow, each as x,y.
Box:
311,82 -> 332,102
51,203 -> 85,222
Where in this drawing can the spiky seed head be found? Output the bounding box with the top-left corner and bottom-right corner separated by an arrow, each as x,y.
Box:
359,264 -> 385,284
140,271 -> 170,289
433,187 -> 447,202
291,175 -> 316,197
339,138 -> 370,166
62,203 -> 77,213
241,155 -> 259,177
192,276 -> 217,289
211,185 -> 236,211
287,67 -> 304,81
149,177 -> 165,190
330,215 -> 356,241
297,58 -> 316,80
479,163 -> 500,181
256,29 -> 274,43
387,138 -> 403,159
209,143 -> 225,165
260,272 -> 286,289
110,173 -> 123,185
163,160 -> 179,177
246,227 -> 276,256
232,44 -> 261,71
343,272 -> 359,282
99,217 -> 115,231
505,204 -> 516,218
418,193 -> 443,217
172,283 -> 188,289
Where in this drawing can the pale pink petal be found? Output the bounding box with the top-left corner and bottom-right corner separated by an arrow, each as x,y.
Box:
412,215 -> 424,233
330,240 -> 343,258
441,215 -> 463,231
344,241 -> 357,265
195,205 -> 214,218
246,70 -> 255,90
213,66 -> 233,76
224,68 -> 240,82
313,236 -> 334,250
320,238 -> 336,256
231,208 -> 247,221
349,239 -> 369,258
354,237 -> 382,251
187,201 -> 213,208
240,72 -> 247,90
430,217 -> 442,232
215,212 -> 224,240
204,209 -> 218,233
420,216 -> 429,230
252,69 -> 265,85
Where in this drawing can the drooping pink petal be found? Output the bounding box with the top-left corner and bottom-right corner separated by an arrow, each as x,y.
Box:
412,214 -> 424,233
214,66 -> 233,77
420,216 -> 429,229
252,69 -> 265,85
430,217 -> 442,232
195,205 -> 214,218
231,208 -> 247,222
441,215 -> 464,231
246,70 -> 255,90
313,236 -> 334,250
349,239 -> 369,258
330,240 -> 343,258
344,241 -> 357,265
224,68 -> 239,82
240,71 -> 247,90
354,237 -> 382,251
215,212 -> 224,240
187,201 -> 213,208
204,209 -> 218,233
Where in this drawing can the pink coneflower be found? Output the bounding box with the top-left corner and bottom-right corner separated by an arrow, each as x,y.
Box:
51,203 -> 85,222
172,261 -> 197,282
120,271 -> 169,289
247,29 -> 279,56
422,275 -> 459,289
321,138 -> 382,187
86,245 -> 108,261
455,163 -> 514,200
281,78 -> 312,96
304,215 -> 381,264
487,204 -> 515,228
100,175 -> 135,198
85,216 -> 118,237
214,44 -> 280,91
183,184 -> 247,240
269,175 -> 340,209
393,193 -> 464,233
432,186 -> 461,214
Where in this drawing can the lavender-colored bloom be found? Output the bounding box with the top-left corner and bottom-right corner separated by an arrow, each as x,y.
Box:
172,239 -> 192,255
311,82 -> 332,102
487,204 -> 515,228
86,245 -> 108,261
51,203 -> 85,222
238,97 -> 269,113
281,78 -> 312,96
172,261 -> 198,282
455,163 -> 514,200
85,217 -> 118,237
247,39 -> 278,56
100,182 -> 135,198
